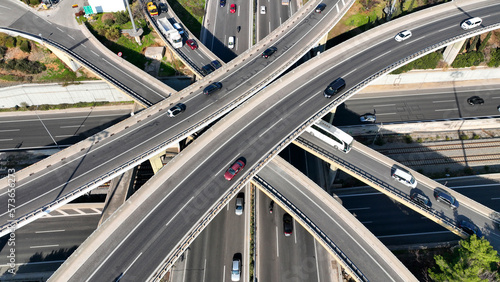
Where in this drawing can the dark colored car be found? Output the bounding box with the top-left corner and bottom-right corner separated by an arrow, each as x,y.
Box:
262,47 -> 277,58
167,103 -> 185,117
203,82 -> 223,95
315,3 -> 326,13
186,39 -> 198,50
323,77 -> 346,98
458,220 -> 482,237
211,60 -> 222,69
434,189 -> 458,210
467,96 -> 484,105
224,160 -> 245,181
283,213 -> 293,236
220,0 -> 226,7
410,192 -> 430,209
201,64 -> 215,76
158,2 -> 167,12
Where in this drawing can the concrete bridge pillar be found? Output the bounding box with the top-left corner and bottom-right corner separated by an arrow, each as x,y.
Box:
443,39 -> 466,66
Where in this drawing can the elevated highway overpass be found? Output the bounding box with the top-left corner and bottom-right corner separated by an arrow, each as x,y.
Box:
1,0 -> 499,280
294,131 -> 500,246
252,156 -> 418,281
0,0 -> 356,235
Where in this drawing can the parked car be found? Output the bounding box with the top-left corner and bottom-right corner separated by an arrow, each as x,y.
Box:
315,3 -> 326,13
394,30 -> 412,42
360,114 -> 376,123
467,96 -> 484,105
167,103 -> 185,117
203,82 -> 223,95
458,220 -> 482,237
224,159 -> 245,180
228,36 -> 235,49
262,47 -> 277,58
461,17 -> 482,30
283,213 -> 293,236
230,3 -> 236,13
186,39 -> 198,50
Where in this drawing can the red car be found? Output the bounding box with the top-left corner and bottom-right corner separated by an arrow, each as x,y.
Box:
224,160 -> 245,181
230,4 -> 236,13
186,39 -> 198,50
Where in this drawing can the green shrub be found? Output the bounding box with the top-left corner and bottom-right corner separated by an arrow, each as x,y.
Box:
114,11 -> 129,25
0,46 -> 6,58
416,137 -> 423,143
468,35 -> 480,52
374,136 -> 385,146
3,36 -> 16,48
29,0 -> 41,5
0,59 -> 46,74
452,51 -> 484,68
104,18 -> 114,26
391,51 -> 442,74
478,32 -> 491,52
404,134 -> 413,143
459,134 -> 469,140
19,40 -> 30,53
105,26 -> 121,41
472,133 -> 480,139
488,48 -> 500,67
463,166 -> 474,175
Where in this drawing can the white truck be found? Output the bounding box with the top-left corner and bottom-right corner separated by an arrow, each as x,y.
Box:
157,18 -> 183,49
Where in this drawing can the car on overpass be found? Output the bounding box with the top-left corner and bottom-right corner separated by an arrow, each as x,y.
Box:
394,30 -> 412,42
458,220 -> 482,237
204,82 -> 223,95
434,189 -> 459,210
167,103 -> 185,117
315,3 -> 326,13
461,17 -> 482,30
262,47 -> 277,58
224,159 -> 245,180
323,77 -> 345,98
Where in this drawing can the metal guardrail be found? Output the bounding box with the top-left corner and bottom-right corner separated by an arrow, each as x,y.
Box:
252,174 -> 368,282
295,136 -> 468,236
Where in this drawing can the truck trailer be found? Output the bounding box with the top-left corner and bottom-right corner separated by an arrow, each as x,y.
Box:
157,18 -> 183,49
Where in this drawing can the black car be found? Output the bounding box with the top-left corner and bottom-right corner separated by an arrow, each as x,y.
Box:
211,60 -> 222,69
203,82 -> 222,95
458,220 -> 482,237
201,64 -> 215,76
167,103 -> 185,118
467,96 -> 484,105
283,213 -> 293,236
262,47 -> 277,58
410,192 -> 430,209
315,3 -> 326,13
220,0 -> 226,7
323,77 -> 346,98
434,189 -> 458,210
158,2 -> 167,12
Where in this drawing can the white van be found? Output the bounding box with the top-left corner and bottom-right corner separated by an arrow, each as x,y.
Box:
461,17 -> 482,30
391,168 -> 417,188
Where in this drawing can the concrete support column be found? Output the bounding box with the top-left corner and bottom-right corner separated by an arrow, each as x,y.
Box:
443,39 -> 466,66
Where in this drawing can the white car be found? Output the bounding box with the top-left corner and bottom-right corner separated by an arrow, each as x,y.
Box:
360,114 -> 376,123
260,5 -> 266,14
461,17 -> 482,30
231,258 -> 241,281
228,36 -> 235,49
394,30 -> 412,42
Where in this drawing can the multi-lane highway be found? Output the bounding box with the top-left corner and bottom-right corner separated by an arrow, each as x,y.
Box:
257,0 -> 297,41
334,84 -> 500,125
0,107 -> 132,151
